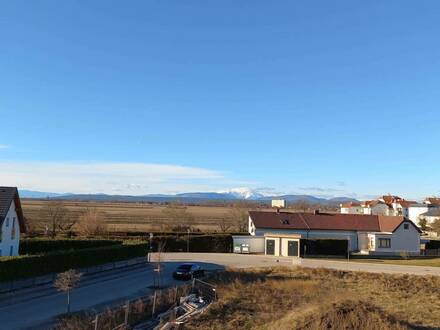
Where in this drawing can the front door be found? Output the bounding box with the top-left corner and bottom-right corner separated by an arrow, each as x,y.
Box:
266,239 -> 275,255
288,240 -> 298,256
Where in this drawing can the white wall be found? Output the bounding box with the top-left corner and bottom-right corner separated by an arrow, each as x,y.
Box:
0,200 -> 21,257
232,236 -> 265,253
249,216 -> 256,236
340,207 -> 350,214
370,222 -> 420,255
370,204 -> 390,215
340,206 -> 363,214
357,232 -> 369,253
408,206 -> 430,225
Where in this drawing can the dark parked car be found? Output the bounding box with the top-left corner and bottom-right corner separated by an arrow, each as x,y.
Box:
172,263 -> 204,280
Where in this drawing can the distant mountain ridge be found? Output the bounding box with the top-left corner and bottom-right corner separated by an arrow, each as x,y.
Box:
19,189 -> 358,205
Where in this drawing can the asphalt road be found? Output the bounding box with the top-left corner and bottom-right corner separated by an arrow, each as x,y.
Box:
2,253 -> 440,329
0,261 -> 223,330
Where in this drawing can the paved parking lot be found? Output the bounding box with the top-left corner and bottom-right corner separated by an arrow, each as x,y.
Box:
152,252 -> 440,276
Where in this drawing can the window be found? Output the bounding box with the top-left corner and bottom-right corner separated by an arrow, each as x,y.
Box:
403,223 -> 409,230
378,238 -> 391,248
5,217 -> 9,227
9,246 -> 13,256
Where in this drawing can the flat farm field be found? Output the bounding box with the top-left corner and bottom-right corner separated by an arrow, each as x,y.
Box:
22,199 -> 248,233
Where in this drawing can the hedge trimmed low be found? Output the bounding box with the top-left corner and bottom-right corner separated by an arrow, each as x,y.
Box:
19,239 -> 123,255
0,243 -> 148,282
151,234 -> 232,253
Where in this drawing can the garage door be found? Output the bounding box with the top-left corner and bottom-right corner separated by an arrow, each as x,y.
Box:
266,239 -> 275,255
288,240 -> 299,256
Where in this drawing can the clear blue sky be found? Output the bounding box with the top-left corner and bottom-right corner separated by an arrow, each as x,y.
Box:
1,1 -> 439,199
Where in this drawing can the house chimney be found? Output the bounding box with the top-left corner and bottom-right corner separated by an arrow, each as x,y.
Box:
276,207 -> 280,214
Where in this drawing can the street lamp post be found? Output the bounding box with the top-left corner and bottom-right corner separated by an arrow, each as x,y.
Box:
187,229 -> 190,253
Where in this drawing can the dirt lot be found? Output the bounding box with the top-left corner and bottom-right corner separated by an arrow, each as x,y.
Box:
21,199 -> 250,233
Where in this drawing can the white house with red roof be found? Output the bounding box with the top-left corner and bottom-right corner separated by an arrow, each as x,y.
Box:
341,195 -> 420,218
245,210 -> 421,257
0,187 -> 26,256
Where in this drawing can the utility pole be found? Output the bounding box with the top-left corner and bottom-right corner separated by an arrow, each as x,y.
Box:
148,233 -> 153,262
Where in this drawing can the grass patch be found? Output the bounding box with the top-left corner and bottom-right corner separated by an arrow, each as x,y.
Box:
183,267 -> 440,329
349,257 -> 440,267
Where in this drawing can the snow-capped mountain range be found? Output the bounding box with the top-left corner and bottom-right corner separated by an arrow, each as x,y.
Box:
18,188 -> 358,204
218,187 -> 268,200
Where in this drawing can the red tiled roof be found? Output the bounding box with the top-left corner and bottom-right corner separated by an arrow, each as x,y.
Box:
378,215 -> 421,233
395,200 -> 417,207
249,211 -> 421,233
381,195 -> 403,204
340,202 -> 361,208
425,198 -> 440,206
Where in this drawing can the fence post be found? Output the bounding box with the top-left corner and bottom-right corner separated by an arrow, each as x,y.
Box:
152,290 -> 157,317
124,300 -> 130,325
93,314 -> 99,330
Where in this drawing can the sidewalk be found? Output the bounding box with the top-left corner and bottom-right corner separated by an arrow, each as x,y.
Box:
0,256 -> 147,295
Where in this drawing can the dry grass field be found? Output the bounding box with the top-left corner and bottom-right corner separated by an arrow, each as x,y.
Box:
184,267 -> 440,329
21,199 -> 253,233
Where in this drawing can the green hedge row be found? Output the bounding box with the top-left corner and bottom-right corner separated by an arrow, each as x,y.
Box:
1,243 -> 148,282
19,239 -> 123,255
151,234 -> 232,253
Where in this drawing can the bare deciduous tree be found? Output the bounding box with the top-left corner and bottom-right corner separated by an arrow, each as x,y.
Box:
154,240 -> 167,289
291,200 -> 311,212
162,203 -> 195,228
42,202 -> 76,238
418,218 -> 428,231
431,218 -> 440,235
76,208 -> 108,236
54,269 -> 82,313
228,206 -> 249,232
218,218 -> 233,233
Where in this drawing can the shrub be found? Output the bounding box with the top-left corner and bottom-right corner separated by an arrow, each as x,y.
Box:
19,239 -> 122,255
76,208 -> 108,236
1,243 -> 148,282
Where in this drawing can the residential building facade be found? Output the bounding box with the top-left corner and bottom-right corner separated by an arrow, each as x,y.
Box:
0,187 -> 26,256
246,210 -> 421,257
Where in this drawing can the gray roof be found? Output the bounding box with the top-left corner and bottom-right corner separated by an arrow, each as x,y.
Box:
0,187 -> 26,232
421,208 -> 440,217
409,203 -> 430,208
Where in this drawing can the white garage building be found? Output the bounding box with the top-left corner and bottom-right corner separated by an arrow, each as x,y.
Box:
234,210 -> 421,257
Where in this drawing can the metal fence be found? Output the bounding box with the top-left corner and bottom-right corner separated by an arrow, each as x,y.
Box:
91,278 -> 217,330
422,249 -> 440,256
